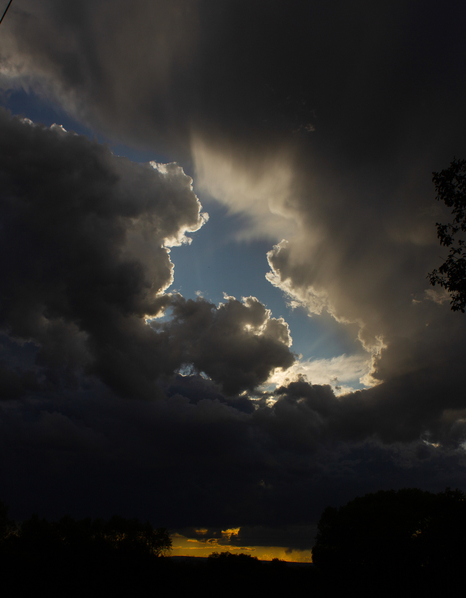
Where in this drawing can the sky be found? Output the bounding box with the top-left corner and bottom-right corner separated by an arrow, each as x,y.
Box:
0,0 -> 466,562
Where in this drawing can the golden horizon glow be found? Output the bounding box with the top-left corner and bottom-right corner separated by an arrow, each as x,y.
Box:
170,533 -> 313,563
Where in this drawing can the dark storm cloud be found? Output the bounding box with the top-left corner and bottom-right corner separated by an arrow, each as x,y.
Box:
2,381 -> 466,544
271,374 -> 466,448
2,0 -> 466,541
0,109 -> 204,398
3,1 -> 465,155
156,294 -> 294,395
0,0 -> 200,154
10,0 -> 459,381
0,110 -> 295,399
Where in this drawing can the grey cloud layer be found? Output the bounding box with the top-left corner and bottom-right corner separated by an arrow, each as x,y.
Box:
3,2 -> 464,155
1,0 -> 466,536
5,0 -> 463,365
2,384 -> 466,544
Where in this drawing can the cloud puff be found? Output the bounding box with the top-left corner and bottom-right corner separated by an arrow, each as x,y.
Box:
269,353 -> 375,395
0,110 -> 295,399
191,138 -> 298,241
0,109 -> 204,398
156,294 -> 295,394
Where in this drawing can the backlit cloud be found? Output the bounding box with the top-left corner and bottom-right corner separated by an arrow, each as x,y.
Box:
1,0 -> 466,557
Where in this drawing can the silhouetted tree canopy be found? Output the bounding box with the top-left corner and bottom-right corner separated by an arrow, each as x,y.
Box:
0,500 -> 15,542
0,508 -> 171,558
428,158 -> 466,311
312,488 -> 466,572
0,500 -> 324,596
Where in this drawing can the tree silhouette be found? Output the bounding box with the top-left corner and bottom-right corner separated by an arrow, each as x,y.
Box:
0,499 -> 16,544
6,510 -> 172,560
312,488 -> 466,574
428,158 -> 466,311
101,514 -> 172,556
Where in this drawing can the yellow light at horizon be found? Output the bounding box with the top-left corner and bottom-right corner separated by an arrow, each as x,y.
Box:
170,534 -> 313,563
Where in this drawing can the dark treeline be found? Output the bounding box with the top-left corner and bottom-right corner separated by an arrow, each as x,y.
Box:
0,506 -> 172,558
313,487 -> 466,596
1,488 -> 465,596
0,503 -> 318,596
0,503 -> 174,596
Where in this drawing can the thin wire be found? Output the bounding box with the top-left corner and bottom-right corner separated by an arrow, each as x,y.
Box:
0,0 -> 13,26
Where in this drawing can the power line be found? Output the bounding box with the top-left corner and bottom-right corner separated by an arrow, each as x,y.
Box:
0,0 -> 13,26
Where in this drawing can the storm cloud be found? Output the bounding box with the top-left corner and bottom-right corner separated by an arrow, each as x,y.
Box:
0,111 -> 294,400
1,0 -> 466,553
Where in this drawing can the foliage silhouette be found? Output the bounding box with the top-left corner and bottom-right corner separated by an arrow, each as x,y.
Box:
0,500 -> 325,596
1,509 -> 171,559
99,514 -> 172,556
0,499 -> 15,542
0,503 -> 173,596
312,487 -> 466,573
428,158 -> 466,311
